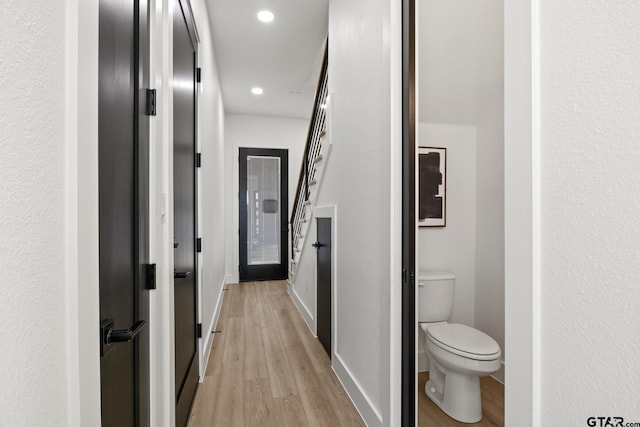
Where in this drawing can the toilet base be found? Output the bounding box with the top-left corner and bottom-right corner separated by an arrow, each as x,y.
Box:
425,369 -> 483,423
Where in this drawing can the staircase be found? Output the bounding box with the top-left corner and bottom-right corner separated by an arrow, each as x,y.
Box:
289,44 -> 329,281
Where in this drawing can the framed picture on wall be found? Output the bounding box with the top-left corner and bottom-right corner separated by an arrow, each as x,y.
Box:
418,146 -> 446,227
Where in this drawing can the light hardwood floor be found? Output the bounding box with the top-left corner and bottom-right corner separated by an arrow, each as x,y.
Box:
418,371 -> 504,426
188,280 -> 365,427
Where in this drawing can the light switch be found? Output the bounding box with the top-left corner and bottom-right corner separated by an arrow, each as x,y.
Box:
161,192 -> 167,223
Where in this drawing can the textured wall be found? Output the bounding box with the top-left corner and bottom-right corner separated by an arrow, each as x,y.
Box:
0,0 -> 69,424
539,0 -> 640,421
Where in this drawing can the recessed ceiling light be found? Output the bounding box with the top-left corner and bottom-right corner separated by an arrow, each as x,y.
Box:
251,87 -> 264,95
257,10 -> 274,23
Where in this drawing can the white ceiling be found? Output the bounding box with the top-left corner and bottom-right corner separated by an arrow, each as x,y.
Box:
206,0 -> 329,120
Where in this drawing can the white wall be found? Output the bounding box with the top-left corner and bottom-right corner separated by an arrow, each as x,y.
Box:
291,0 -> 397,424
505,1 -> 640,423
224,114 -> 307,283
472,0 -> 505,384
192,0 -> 227,380
417,123 -> 477,369
0,0 -> 73,424
474,90 -> 505,382
536,0 -> 640,422
417,0 -> 505,381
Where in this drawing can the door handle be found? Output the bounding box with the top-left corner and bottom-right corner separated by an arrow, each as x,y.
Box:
174,271 -> 192,279
312,241 -> 325,248
100,319 -> 146,356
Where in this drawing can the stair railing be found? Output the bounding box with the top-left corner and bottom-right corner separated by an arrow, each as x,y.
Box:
290,44 -> 328,263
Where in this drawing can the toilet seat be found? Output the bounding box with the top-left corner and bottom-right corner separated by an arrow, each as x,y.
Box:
427,323 -> 500,361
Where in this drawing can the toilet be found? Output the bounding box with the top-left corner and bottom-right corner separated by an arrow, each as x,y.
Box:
418,271 -> 501,423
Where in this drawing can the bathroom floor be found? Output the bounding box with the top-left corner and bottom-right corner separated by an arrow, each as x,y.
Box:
418,372 -> 504,426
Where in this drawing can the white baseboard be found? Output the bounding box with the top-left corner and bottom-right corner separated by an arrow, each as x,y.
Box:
333,353 -> 383,427
199,276 -> 227,380
287,283 -> 315,335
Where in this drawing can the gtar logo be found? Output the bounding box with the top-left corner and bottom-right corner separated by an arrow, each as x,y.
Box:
587,417 -> 624,427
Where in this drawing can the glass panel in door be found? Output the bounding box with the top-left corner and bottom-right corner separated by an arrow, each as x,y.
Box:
246,156 -> 281,265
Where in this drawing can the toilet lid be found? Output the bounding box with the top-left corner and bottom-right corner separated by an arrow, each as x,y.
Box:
427,323 -> 501,361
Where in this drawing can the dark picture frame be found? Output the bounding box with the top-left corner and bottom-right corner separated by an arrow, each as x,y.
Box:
418,146 -> 446,227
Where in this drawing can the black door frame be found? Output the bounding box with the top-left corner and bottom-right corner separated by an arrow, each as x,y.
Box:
238,147 -> 289,281
135,0 -> 151,424
173,0 -> 200,426
401,0 -> 416,425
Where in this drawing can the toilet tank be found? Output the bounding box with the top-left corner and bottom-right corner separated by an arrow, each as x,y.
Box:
417,271 -> 455,322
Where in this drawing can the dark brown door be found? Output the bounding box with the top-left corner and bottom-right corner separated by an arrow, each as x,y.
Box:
315,218 -> 332,356
98,0 -> 150,425
173,1 -> 199,425
239,148 -> 289,281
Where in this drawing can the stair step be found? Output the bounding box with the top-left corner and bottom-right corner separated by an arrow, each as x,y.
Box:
304,200 -> 311,206
313,154 -> 324,164
309,179 -> 317,186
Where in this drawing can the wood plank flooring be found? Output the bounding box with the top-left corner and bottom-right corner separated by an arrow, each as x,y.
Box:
188,281 -> 365,427
418,371 -> 504,426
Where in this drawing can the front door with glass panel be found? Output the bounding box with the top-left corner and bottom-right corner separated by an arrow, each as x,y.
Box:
239,148 -> 289,281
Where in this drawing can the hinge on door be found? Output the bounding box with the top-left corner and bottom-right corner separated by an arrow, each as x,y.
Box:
196,153 -> 202,168
196,323 -> 203,338
196,238 -> 202,253
145,89 -> 157,116
196,67 -> 202,83
402,268 -> 415,285
145,263 -> 156,290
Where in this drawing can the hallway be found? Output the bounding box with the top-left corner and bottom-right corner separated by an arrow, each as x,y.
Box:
188,281 -> 364,426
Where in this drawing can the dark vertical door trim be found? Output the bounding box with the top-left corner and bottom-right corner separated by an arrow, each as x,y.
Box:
135,0 -> 151,425
98,0 -> 150,427
238,147 -> 289,281
402,0 -> 416,425
98,0 -> 150,425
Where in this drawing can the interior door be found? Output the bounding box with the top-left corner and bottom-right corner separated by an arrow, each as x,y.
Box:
173,1 -> 199,425
239,148 -> 289,281
315,218 -> 332,357
98,0 -> 150,425
402,0 -> 417,424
